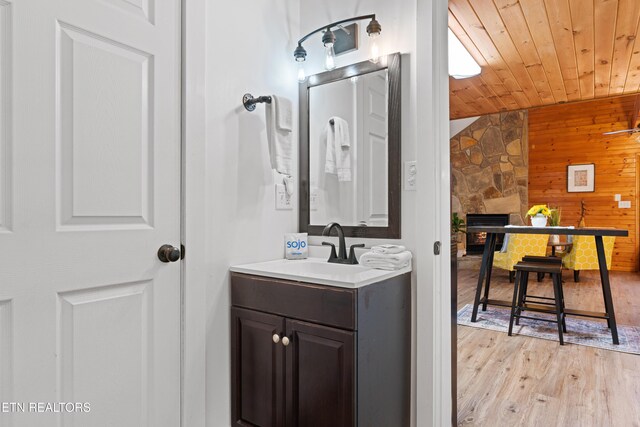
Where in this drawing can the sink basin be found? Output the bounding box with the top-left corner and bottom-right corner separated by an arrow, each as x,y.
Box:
230,257 -> 412,288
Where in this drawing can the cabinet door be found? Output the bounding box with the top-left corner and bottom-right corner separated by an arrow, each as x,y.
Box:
231,307 -> 285,427
285,319 -> 355,427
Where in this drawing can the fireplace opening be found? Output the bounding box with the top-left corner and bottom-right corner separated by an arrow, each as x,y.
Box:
465,214 -> 510,255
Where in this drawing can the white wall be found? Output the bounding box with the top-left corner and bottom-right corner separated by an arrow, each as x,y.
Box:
203,2 -> 300,425
450,116 -> 479,138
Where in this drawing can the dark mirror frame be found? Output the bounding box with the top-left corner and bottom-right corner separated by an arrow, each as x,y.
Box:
299,52 -> 401,238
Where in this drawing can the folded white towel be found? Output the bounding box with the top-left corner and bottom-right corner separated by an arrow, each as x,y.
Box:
362,261 -> 411,271
361,251 -> 413,263
266,95 -> 293,176
371,244 -> 406,255
324,117 -> 351,182
360,251 -> 412,270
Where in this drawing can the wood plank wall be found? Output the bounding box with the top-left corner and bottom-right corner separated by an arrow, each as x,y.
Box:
529,95 -> 639,272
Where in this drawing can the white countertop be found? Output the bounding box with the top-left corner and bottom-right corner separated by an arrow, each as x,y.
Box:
230,257 -> 412,288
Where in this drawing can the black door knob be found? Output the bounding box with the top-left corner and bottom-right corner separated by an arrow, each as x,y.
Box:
158,244 -> 181,263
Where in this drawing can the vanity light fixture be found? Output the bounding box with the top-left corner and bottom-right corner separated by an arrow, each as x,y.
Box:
322,29 -> 337,71
366,18 -> 382,63
294,14 -> 382,79
448,28 -> 481,79
294,44 -> 307,82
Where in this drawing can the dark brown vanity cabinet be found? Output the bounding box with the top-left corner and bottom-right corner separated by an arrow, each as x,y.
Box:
230,272 -> 411,427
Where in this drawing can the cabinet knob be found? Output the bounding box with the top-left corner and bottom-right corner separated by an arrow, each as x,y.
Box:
282,336 -> 290,346
272,334 -> 280,344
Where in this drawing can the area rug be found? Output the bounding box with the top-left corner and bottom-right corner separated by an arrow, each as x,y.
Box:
457,303 -> 640,355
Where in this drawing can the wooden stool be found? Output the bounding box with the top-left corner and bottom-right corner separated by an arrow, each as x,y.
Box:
522,255 -> 562,282
520,256 -> 566,321
509,261 -> 566,345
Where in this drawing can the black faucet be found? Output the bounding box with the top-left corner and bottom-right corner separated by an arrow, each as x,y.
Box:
322,222 -> 365,265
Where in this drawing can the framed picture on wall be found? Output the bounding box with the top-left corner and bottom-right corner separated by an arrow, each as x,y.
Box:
567,164 -> 595,192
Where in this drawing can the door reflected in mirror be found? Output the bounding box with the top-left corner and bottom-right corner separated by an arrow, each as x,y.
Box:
309,69 -> 389,227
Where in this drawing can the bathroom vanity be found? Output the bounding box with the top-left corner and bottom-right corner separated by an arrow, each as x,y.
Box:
229,258 -> 411,427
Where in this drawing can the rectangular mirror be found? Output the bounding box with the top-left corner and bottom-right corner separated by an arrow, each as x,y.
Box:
299,53 -> 401,238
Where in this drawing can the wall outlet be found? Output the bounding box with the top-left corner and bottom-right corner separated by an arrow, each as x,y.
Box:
618,200 -> 631,209
614,194 -> 621,202
275,184 -> 293,210
310,188 -> 319,211
404,161 -> 417,191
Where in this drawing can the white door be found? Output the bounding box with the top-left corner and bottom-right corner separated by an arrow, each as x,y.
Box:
357,71 -> 388,226
1,1 -> 181,426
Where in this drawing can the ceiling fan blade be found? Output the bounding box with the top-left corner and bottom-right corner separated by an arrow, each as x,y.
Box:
602,128 -> 639,135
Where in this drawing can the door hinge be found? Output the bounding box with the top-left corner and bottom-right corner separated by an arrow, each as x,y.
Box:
433,241 -> 441,255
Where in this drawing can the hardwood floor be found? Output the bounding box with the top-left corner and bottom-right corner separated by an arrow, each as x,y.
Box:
457,261 -> 640,427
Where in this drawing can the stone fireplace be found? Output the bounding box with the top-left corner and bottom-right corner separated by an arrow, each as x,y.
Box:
465,213 -> 509,255
451,111 -> 529,238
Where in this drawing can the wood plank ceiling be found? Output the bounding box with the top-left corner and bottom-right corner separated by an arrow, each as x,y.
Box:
449,0 -> 640,119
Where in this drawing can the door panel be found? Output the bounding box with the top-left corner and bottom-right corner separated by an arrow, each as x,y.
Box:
58,281 -> 153,426
231,307 -> 285,427
1,0 -> 181,426
105,0 -> 154,23
57,21 -> 154,228
285,319 -> 355,427
357,72 -> 388,226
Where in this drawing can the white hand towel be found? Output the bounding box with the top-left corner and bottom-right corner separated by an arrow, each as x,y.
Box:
266,95 -> 293,176
371,244 -> 406,255
324,123 -> 336,175
275,96 -> 292,132
360,251 -> 413,270
324,117 -> 351,182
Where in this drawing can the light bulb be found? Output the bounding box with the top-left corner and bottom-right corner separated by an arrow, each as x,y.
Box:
324,45 -> 336,70
369,32 -> 380,64
297,63 -> 306,82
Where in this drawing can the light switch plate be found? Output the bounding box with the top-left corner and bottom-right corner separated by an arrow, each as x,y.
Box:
619,200 -> 631,209
404,161 -> 417,191
275,184 -> 293,210
614,194 -> 621,202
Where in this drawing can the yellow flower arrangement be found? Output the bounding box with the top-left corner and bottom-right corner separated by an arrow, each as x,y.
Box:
527,204 -> 551,217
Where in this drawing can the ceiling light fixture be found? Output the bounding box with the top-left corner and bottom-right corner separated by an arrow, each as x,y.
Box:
448,28 -> 481,79
294,14 -> 382,77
